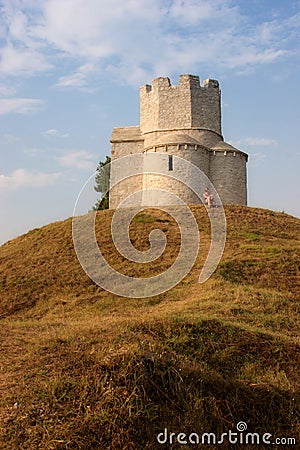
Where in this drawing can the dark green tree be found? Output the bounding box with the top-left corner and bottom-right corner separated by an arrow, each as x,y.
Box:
93,155 -> 111,210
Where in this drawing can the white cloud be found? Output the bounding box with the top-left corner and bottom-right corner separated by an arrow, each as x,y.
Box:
226,48 -> 287,68
56,151 -> 97,170
0,83 -> 17,97
55,63 -> 97,90
168,0 -> 239,25
23,147 -> 43,156
245,137 -> 278,147
0,3 -> 52,76
3,133 -> 20,143
0,98 -> 44,115
56,72 -> 87,88
0,0 -> 298,87
248,152 -> 267,167
44,128 -> 69,138
0,169 -> 61,191
0,41 -> 52,76
31,0 -> 165,62
230,137 -> 278,148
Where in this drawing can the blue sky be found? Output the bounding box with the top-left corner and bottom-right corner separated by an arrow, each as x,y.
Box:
0,0 -> 299,245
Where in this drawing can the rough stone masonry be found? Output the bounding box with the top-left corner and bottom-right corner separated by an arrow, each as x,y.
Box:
109,74 -> 248,208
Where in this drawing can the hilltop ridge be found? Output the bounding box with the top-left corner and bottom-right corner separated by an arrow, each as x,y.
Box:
0,205 -> 299,449
1,205 -> 298,322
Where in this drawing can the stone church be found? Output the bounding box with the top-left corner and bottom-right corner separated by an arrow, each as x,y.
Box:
109,74 -> 248,208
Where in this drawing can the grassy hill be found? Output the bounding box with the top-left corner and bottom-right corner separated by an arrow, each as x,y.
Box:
0,205 -> 299,449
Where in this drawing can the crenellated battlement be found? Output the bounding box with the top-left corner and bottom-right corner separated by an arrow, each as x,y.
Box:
140,75 -> 219,93
140,74 -> 221,137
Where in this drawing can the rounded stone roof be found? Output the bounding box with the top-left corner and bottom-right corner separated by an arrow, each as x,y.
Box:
211,141 -> 240,152
211,140 -> 248,159
155,133 -> 201,146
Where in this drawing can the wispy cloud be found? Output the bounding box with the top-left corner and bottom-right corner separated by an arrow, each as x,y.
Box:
0,0 -> 299,87
0,169 -> 61,190
0,98 -> 44,115
0,42 -> 52,76
56,151 -> 97,170
226,49 -> 287,68
230,137 -> 279,148
288,151 -> 300,161
43,129 -> 69,138
0,83 -> 17,97
248,152 -> 267,167
0,5 -> 52,76
168,0 -> 238,24
3,133 -> 20,143
56,72 -> 87,88
56,63 -> 95,89
23,147 -> 43,157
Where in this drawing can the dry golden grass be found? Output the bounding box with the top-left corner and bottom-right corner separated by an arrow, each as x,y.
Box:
0,205 -> 299,449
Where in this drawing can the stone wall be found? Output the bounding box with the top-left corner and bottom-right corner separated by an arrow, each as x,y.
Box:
142,144 -> 210,206
110,127 -> 144,208
109,174 -> 143,209
110,126 -> 144,159
209,151 -> 248,205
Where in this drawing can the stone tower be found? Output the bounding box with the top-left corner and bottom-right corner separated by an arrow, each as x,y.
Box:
109,74 -> 248,208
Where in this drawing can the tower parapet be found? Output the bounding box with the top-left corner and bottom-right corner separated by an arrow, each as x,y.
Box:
140,74 -> 222,146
